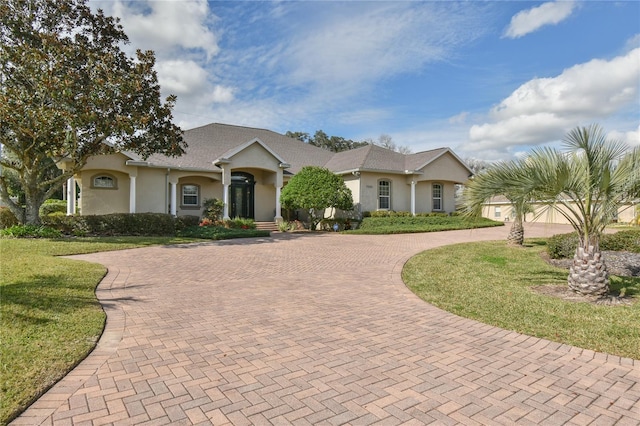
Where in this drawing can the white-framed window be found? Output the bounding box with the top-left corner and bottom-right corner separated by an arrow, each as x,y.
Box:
378,180 -> 391,210
432,183 -> 442,211
181,184 -> 199,206
495,206 -> 501,218
91,174 -> 117,189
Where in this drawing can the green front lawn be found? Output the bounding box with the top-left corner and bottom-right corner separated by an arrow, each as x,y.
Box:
403,240 -> 640,360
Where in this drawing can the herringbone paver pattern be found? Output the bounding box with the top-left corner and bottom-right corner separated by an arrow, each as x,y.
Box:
13,224 -> 639,425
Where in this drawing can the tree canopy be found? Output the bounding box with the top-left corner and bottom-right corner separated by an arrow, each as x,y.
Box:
280,166 -> 353,230
285,130 -> 368,152
285,130 -> 412,154
0,0 -> 186,223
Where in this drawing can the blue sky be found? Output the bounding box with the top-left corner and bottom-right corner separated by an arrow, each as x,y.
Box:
91,1 -> 640,160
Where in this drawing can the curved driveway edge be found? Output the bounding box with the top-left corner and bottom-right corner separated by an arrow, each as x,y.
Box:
13,224 -> 640,425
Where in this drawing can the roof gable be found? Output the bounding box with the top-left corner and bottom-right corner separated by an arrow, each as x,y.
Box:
215,138 -> 288,166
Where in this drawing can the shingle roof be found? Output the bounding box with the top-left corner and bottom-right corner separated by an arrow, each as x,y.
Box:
136,123 -> 463,176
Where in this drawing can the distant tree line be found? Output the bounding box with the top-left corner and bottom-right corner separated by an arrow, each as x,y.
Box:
286,130 -> 411,154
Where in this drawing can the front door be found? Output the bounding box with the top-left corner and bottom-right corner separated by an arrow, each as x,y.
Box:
230,172 -> 255,219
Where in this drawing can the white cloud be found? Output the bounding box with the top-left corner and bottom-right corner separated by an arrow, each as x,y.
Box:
609,126 -> 640,148
505,1 -> 578,38
449,112 -> 469,125
92,0 -> 219,60
465,47 -> 640,152
156,60 -> 208,96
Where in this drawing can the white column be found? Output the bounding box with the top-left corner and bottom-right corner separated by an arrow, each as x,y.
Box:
410,180 -> 416,216
275,185 -> 282,221
66,176 -> 75,215
129,175 -> 136,214
170,182 -> 177,216
223,183 -> 230,220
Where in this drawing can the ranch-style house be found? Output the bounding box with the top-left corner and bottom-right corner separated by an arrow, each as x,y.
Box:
60,123 -> 474,223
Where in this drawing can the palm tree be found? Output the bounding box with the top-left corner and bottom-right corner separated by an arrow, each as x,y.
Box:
463,160 -> 532,246
464,125 -> 639,296
520,125 -> 639,296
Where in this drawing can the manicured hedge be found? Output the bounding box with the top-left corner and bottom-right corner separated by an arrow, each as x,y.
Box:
348,215 -> 502,234
41,213 -> 177,236
547,229 -> 640,259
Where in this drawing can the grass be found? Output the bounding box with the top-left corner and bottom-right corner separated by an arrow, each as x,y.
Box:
346,215 -> 503,234
0,232 -> 266,424
402,240 -> 640,360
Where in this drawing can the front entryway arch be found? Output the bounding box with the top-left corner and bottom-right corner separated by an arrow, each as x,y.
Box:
230,172 -> 255,219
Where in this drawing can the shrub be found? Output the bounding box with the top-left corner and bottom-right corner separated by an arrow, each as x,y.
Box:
0,207 -> 19,229
0,224 -> 61,238
41,214 -> 80,235
278,221 -> 293,232
202,198 -> 224,221
175,215 -> 200,231
547,229 -> 640,258
39,199 -> 67,216
546,232 -> 580,259
83,213 -> 176,236
602,230 -> 640,253
42,213 -> 176,236
223,218 -> 256,229
319,218 -> 355,231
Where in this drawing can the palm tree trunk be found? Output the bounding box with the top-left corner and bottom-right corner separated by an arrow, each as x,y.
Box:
507,218 -> 524,245
568,246 -> 610,296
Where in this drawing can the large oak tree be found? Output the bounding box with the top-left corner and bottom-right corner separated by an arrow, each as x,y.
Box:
0,0 -> 186,224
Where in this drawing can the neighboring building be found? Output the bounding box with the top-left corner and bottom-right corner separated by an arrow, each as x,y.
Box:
482,196 -> 638,225
60,123 -> 473,222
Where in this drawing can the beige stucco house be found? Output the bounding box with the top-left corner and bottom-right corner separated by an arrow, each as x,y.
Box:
482,196 -> 638,225
62,123 -> 473,223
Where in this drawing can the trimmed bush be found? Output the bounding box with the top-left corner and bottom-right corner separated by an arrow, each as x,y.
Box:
175,215 -> 200,231
39,199 -> 67,217
42,213 -> 177,236
223,218 -> 256,229
350,215 -> 502,234
546,232 -> 580,259
547,229 -> 640,258
0,207 -> 19,229
603,230 -> 640,253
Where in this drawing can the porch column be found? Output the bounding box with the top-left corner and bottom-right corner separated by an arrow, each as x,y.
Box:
410,180 -> 416,216
170,181 -> 177,216
66,176 -> 75,215
129,175 -> 136,213
221,165 -> 231,220
275,185 -> 282,221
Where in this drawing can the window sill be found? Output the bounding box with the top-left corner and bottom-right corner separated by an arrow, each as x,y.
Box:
180,205 -> 201,210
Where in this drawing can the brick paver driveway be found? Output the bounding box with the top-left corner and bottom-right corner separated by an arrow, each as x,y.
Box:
14,224 -> 639,425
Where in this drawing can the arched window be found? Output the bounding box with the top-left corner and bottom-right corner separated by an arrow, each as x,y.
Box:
378,180 -> 391,210
432,183 -> 442,211
181,184 -> 200,206
91,174 -> 117,189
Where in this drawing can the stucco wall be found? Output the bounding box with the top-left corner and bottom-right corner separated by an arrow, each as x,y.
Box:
358,173 -> 410,213
78,170 -> 129,215
229,143 -> 280,171
135,168 -> 170,214
419,152 -> 471,183
482,202 -> 638,225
